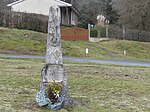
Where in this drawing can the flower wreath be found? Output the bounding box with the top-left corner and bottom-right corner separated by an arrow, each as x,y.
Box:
36,81 -> 64,110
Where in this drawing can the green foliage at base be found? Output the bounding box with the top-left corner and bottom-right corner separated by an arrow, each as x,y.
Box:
100,27 -> 106,37
90,29 -> 98,37
61,24 -> 75,28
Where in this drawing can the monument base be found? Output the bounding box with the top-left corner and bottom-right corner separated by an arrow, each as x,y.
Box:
39,64 -> 73,107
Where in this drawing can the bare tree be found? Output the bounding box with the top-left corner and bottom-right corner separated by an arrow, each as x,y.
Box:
117,0 -> 150,31
0,0 -> 15,10
74,0 -> 118,25
0,0 -> 5,10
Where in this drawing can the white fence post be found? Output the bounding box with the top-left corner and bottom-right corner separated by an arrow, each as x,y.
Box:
106,25 -> 108,38
88,24 -> 91,41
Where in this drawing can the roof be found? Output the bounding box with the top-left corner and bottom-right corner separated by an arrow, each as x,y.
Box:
7,0 -> 72,7
7,0 -> 79,15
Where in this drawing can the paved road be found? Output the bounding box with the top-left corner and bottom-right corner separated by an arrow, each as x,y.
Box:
0,54 -> 150,67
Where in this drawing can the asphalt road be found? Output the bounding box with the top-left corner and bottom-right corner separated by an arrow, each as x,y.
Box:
0,54 -> 150,67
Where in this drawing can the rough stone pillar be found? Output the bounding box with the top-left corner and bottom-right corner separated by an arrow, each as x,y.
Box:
46,6 -> 62,64
40,5 -> 72,107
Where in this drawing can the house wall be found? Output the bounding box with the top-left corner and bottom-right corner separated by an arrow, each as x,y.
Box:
71,11 -> 78,25
11,0 -> 56,15
10,0 -> 72,16
61,8 -> 65,24
10,0 -> 78,25
60,7 -> 73,25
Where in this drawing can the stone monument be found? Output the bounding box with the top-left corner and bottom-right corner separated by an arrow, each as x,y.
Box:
36,5 -> 72,110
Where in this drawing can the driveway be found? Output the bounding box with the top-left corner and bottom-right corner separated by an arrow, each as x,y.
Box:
0,54 -> 150,67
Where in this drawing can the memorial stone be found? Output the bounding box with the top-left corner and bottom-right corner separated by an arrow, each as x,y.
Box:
37,5 -> 72,109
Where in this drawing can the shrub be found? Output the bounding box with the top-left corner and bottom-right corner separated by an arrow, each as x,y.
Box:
0,10 -> 49,33
90,29 -> 98,37
95,26 -> 106,38
100,27 -> 106,37
61,24 -> 75,28
77,23 -> 87,29
108,25 -> 150,42
108,25 -> 123,39
11,12 -> 48,33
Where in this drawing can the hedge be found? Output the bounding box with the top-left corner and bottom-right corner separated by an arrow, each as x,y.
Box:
0,10 -> 48,33
90,29 -> 98,37
100,27 -> 106,37
108,25 -> 150,42
0,10 -> 150,42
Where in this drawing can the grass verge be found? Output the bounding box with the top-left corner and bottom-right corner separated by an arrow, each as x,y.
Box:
0,58 -> 150,112
0,27 -> 150,61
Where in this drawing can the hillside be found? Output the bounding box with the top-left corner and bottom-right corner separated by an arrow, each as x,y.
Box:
0,27 -> 150,61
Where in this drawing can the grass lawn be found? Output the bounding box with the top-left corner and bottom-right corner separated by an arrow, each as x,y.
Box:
0,27 -> 150,61
0,58 -> 150,112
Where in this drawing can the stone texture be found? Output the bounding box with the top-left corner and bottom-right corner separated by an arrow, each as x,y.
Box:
40,5 -> 72,106
46,5 -> 62,64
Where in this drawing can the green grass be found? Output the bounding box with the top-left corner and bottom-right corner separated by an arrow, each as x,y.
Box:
0,27 -> 150,61
0,58 -> 150,112
98,40 -> 150,61
0,27 -> 46,55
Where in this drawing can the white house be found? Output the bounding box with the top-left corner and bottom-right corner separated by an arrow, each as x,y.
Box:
7,0 -> 79,25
